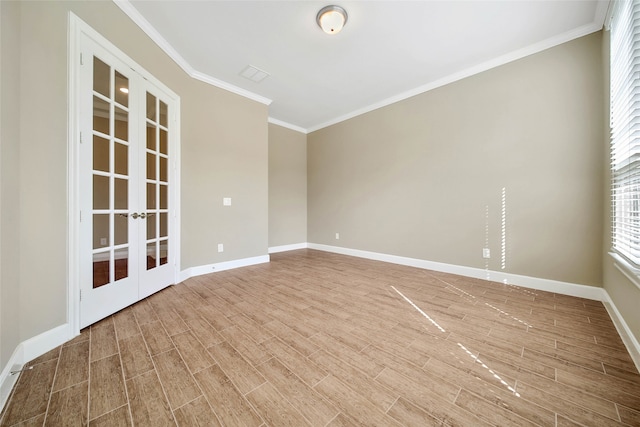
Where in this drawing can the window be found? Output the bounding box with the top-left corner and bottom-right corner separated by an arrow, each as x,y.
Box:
611,0 -> 640,268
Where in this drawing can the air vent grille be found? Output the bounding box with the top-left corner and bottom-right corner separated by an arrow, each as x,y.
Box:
239,65 -> 270,83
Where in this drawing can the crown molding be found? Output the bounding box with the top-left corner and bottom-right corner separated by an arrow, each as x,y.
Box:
268,117 -> 308,134
306,8 -> 608,133
113,0 -> 607,133
112,0 -> 272,106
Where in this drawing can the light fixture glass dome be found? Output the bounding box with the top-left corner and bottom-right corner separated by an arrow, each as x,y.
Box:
316,5 -> 348,35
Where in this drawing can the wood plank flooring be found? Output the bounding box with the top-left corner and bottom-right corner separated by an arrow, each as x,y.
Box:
2,249 -> 640,426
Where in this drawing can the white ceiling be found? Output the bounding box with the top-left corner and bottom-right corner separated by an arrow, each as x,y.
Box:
118,0 -> 608,133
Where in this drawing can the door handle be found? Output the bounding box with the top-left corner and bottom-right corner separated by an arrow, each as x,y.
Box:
129,212 -> 149,219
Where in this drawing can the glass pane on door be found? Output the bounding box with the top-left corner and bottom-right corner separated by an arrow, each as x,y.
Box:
144,91 -> 170,271
93,253 -> 110,288
91,56 -> 131,288
115,248 -> 129,282
93,136 -> 109,172
93,57 -> 110,97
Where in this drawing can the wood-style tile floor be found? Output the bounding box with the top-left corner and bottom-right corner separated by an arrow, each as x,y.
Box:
2,249 -> 640,426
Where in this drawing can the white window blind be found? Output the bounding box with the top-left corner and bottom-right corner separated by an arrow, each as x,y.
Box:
611,0 -> 640,266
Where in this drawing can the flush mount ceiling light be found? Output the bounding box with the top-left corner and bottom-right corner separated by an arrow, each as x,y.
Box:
316,5 -> 348,35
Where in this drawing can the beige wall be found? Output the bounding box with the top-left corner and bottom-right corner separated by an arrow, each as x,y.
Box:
601,30 -> 640,343
268,123 -> 307,247
4,0 -> 268,346
0,0 -> 22,368
308,32 -> 604,287
181,80 -> 268,266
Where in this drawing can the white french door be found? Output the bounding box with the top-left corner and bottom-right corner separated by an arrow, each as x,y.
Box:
78,30 -> 179,328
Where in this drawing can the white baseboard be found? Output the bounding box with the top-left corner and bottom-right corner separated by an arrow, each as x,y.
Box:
21,323 -> 73,363
308,243 -> 640,370
179,254 -> 270,283
0,345 -> 23,411
308,243 -> 606,300
0,323 -> 75,411
602,294 -> 640,373
268,243 -> 308,254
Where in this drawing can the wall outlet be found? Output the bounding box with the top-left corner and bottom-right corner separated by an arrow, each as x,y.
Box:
483,248 -> 491,259
335,232 -> 340,240
100,237 -> 107,245
217,243 -> 224,253
223,197 -> 231,206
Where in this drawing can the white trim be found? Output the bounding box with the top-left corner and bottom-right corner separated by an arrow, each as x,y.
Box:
603,0 -> 614,31
67,12 -> 81,337
480,270 -> 606,301
0,323 -> 75,411
268,243 -> 308,254
113,0 -> 271,107
602,294 -> 640,373
20,324 -> 73,363
191,70 -> 271,106
178,255 -> 270,283
0,346 -> 22,412
610,252 -> 640,291
172,101 -> 182,286
308,243 -> 606,300
306,21 -> 604,133
267,118 -> 308,135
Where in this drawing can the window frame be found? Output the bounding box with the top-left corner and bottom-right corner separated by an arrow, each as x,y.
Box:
609,0 -> 640,291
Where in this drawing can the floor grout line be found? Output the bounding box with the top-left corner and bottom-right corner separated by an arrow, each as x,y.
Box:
42,331 -> 66,424
111,316 -> 135,426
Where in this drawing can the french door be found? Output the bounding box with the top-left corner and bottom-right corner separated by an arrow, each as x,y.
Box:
78,33 -> 178,328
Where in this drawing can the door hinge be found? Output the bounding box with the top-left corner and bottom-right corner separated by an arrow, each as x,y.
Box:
80,289 -> 82,301
80,131 -> 83,144
80,53 -> 83,65
80,210 -> 82,222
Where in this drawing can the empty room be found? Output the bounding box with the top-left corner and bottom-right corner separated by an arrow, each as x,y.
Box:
1,0 -> 639,425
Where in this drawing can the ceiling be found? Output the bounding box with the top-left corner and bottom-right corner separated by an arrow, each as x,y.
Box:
117,0 -> 608,133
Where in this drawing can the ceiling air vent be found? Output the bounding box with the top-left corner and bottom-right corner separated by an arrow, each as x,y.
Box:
239,65 -> 270,83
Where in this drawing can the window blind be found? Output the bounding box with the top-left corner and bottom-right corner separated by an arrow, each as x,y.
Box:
611,0 -> 640,266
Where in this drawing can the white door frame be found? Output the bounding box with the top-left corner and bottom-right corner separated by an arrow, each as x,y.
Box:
68,12 -> 181,334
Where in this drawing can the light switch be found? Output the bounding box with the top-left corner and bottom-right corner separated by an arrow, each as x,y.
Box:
218,243 -> 224,253
223,197 -> 232,206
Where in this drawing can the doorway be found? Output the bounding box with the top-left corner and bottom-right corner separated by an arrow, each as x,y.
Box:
71,15 -> 180,329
